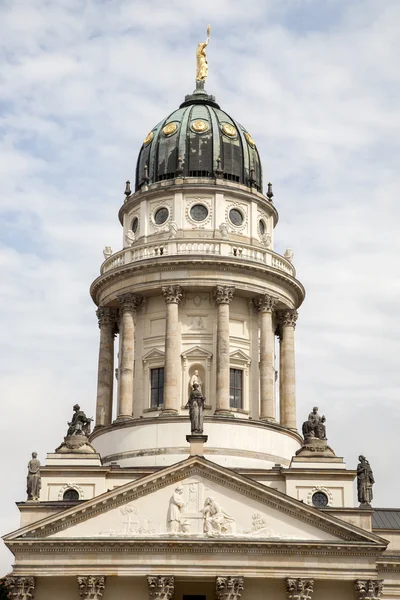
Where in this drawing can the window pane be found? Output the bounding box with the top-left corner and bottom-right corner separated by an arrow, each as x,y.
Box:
151,367 -> 164,408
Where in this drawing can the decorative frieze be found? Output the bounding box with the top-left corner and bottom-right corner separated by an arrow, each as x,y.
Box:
214,285 -> 235,304
162,285 -> 183,305
354,580 -> 384,599
215,576 -> 244,600
285,578 -> 314,600
255,294 -> 278,313
147,575 -> 175,600
5,576 -> 35,600
277,309 -> 298,328
117,292 -> 142,313
96,306 -> 118,329
77,576 -> 106,599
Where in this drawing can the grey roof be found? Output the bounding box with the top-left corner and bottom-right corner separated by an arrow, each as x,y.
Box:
373,509 -> 400,529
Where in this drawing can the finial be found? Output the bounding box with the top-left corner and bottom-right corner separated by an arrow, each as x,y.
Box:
267,182 -> 274,200
196,25 -> 211,83
124,180 -> 131,197
216,156 -> 223,177
144,164 -> 149,183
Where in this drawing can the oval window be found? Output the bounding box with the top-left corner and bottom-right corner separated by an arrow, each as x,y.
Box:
229,208 -> 244,227
190,204 -> 209,222
154,207 -> 169,225
312,491 -> 328,508
63,488 -> 79,501
131,217 -> 139,233
259,219 -> 266,235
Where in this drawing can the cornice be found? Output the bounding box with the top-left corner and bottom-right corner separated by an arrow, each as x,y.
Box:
89,256 -> 305,307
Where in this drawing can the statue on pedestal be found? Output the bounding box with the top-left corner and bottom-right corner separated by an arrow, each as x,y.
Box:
56,404 -> 96,454
357,455 -> 375,506
196,25 -> 211,82
67,404 -> 93,437
185,383 -> 205,434
302,406 -> 327,441
190,369 -> 203,393
26,452 -> 41,501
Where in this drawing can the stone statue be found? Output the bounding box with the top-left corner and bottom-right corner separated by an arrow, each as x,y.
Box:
357,455 -> 375,506
168,221 -> 178,239
103,246 -> 112,259
196,25 -> 211,82
284,248 -> 294,262
185,383 -> 205,434
302,407 -> 327,441
219,222 -> 229,238
190,369 -> 203,393
167,485 -> 185,533
202,496 -> 234,536
125,229 -> 135,247
26,452 -> 41,501
67,404 -> 93,437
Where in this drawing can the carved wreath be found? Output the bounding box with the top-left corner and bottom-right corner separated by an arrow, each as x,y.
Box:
307,485 -> 333,507
58,483 -> 85,500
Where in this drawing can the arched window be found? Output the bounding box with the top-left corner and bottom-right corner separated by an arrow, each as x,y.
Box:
63,488 -> 79,501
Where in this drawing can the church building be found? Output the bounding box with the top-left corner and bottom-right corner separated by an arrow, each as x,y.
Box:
3,31 -> 400,600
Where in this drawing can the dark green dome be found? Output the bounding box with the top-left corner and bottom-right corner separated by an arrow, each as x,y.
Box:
135,83 -> 263,192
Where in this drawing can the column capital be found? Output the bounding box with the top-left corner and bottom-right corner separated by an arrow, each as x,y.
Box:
162,285 -> 183,304
354,580 -> 384,600
277,308 -> 298,328
147,575 -> 175,600
77,576 -> 106,599
96,306 -> 118,329
214,285 -> 235,305
285,578 -> 314,600
255,293 -> 278,313
216,576 -> 244,600
5,576 -> 36,600
117,292 -> 142,313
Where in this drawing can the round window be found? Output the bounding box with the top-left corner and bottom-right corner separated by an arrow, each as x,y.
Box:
190,204 -> 209,222
312,491 -> 328,508
154,207 -> 169,225
63,488 -> 79,501
259,219 -> 266,235
229,208 -> 244,227
131,217 -> 139,233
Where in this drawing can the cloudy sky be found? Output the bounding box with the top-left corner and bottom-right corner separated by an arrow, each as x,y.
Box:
1,0 -> 400,575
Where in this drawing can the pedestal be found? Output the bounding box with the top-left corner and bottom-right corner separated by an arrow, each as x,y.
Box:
186,435 -> 208,456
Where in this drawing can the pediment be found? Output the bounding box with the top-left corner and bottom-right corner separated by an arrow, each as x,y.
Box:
230,349 -> 251,364
4,458 -> 384,548
142,348 -> 165,362
181,346 -> 213,359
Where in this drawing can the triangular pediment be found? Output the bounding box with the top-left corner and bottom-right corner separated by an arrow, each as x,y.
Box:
181,346 -> 213,359
142,348 -> 165,362
4,458 -> 385,548
229,349 -> 251,364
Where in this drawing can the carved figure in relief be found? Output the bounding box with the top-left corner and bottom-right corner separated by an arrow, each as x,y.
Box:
219,222 -> 229,238
67,404 -> 93,437
125,229 -> 136,247
357,455 -> 375,506
167,485 -> 185,533
202,496 -> 234,536
186,382 -> 205,434
190,316 -> 205,330
168,221 -> 178,239
26,452 -> 41,501
190,369 -> 203,392
302,407 -> 326,441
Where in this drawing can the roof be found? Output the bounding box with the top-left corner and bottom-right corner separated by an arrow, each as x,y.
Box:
373,509 -> 400,529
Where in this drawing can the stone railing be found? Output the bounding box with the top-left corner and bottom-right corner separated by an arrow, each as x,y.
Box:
101,241 -> 295,277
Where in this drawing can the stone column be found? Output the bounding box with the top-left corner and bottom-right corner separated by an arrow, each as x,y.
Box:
277,309 -> 298,430
77,576 -> 106,599
147,576 -> 174,600
5,576 -> 35,600
285,578 -> 314,600
95,307 -> 117,427
116,292 -> 141,421
214,286 -> 235,415
354,580 -> 384,599
255,294 -> 277,421
162,285 -> 182,414
216,576 -> 244,600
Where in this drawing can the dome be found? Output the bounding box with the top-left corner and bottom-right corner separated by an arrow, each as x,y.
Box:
135,83 -> 263,192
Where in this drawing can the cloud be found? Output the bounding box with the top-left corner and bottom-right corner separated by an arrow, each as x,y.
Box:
1,0 -> 400,575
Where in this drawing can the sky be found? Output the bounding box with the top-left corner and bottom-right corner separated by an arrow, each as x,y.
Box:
1,0 -> 400,576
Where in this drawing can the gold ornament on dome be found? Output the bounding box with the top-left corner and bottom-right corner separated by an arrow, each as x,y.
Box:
245,132 -> 256,148
192,119 -> 209,133
163,122 -> 177,136
196,25 -> 211,82
222,123 -> 237,138
143,131 -> 154,146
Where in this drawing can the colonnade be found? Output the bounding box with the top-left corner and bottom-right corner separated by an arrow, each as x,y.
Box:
94,286 -> 298,430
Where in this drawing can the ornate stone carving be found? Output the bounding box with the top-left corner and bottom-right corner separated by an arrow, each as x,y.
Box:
214,285 -> 234,305
162,285 -> 183,304
285,578 -> 314,600
117,292 -> 142,313
219,222 -> 229,238
125,229 -> 136,246
277,309 -> 298,328
354,580 -> 383,599
55,404 -> 96,454
185,383 -> 205,434
5,576 -> 35,600
77,576 -> 106,599
284,248 -> 294,262
26,452 -> 41,501
167,485 -> 186,533
96,306 -> 118,329
302,407 -> 327,441
147,576 -> 174,600
102,246 -> 112,259
215,576 -> 244,600
357,455 -> 375,507
255,294 -> 278,313
202,497 -> 235,536
67,404 -> 93,437
168,221 -> 178,238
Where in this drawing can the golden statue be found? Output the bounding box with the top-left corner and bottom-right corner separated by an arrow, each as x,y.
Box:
196,25 -> 211,82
